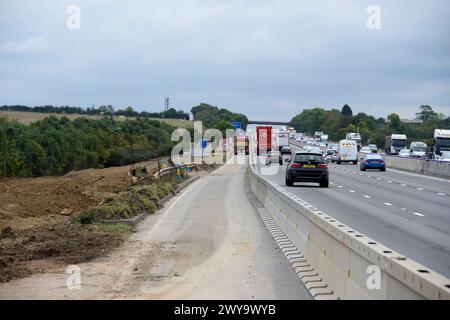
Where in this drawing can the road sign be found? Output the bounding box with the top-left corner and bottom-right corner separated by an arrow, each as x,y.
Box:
231,121 -> 241,129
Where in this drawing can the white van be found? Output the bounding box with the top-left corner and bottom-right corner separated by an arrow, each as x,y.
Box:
338,139 -> 358,164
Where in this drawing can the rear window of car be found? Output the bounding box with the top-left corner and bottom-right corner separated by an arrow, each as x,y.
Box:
293,154 -> 324,163
366,154 -> 383,160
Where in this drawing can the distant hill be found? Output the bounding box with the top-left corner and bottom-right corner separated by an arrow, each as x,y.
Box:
0,111 -> 193,128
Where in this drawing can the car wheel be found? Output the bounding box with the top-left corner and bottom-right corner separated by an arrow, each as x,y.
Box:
286,175 -> 294,186
320,181 -> 329,188
337,160 -> 341,165
353,161 -> 357,165
380,167 -> 386,171
360,167 -> 365,171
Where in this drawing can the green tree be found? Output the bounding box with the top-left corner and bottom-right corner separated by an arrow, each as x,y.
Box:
387,113 -> 402,132
341,104 -> 353,116
416,105 -> 437,121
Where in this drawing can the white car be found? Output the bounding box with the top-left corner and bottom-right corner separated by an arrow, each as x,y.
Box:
360,146 -> 372,154
310,147 -> 323,154
398,149 -> 410,158
265,151 -> 282,165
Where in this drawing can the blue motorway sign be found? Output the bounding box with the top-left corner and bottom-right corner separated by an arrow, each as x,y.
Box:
231,121 -> 241,129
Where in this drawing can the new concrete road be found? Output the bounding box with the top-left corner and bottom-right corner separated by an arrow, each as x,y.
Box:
0,162 -> 312,299
258,145 -> 450,278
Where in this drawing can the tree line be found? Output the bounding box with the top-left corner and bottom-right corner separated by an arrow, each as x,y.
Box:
191,103 -> 248,133
0,105 -> 190,120
291,105 -> 450,147
0,116 -> 176,177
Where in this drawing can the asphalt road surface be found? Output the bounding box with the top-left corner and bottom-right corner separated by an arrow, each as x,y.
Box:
257,145 -> 450,278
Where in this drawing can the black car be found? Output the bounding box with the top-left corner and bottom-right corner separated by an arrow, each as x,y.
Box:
280,146 -> 292,155
285,152 -> 329,188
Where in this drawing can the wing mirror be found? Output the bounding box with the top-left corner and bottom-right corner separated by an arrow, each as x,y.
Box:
285,158 -> 291,163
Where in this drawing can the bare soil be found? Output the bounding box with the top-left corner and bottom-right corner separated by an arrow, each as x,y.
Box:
0,159 -> 162,282
0,159 -> 217,283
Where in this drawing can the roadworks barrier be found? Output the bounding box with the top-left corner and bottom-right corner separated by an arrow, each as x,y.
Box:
382,155 -> 450,177
357,152 -> 450,178
248,164 -> 450,300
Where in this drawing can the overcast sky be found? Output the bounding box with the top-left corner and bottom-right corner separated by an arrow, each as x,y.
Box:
1,0 -> 449,120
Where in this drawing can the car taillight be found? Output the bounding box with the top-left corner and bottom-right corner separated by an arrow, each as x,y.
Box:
364,160 -> 369,163
290,163 -> 301,168
318,164 -> 327,169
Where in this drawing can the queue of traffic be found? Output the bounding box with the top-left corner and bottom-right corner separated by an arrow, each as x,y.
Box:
239,125 -> 450,188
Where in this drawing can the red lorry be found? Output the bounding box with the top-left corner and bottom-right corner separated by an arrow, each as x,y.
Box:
256,126 -> 272,155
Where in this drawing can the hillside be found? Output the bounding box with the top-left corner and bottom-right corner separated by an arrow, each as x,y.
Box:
0,111 -> 193,128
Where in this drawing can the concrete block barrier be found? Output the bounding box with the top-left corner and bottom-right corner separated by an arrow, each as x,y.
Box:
248,164 -> 450,300
357,152 -> 450,178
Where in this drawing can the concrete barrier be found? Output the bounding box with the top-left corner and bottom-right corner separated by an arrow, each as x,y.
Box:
358,153 -> 450,178
248,164 -> 450,300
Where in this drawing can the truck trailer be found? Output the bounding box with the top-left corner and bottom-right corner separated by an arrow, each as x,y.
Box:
256,126 -> 272,156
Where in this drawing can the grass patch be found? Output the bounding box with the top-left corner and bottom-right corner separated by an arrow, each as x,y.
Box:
75,178 -> 180,224
97,223 -> 131,235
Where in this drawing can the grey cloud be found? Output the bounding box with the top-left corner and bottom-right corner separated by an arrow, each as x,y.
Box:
0,0 -> 449,120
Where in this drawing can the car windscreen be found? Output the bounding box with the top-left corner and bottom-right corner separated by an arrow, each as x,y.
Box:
293,154 -> 324,163
392,139 -> 406,147
326,150 -> 335,155
436,138 -> 450,147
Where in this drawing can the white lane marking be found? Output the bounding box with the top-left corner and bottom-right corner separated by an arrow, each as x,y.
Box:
437,192 -> 446,196
417,188 -> 424,191
387,180 -> 392,183
384,202 -> 393,206
401,208 -> 406,211
330,182 -> 334,185
376,177 -> 381,180
412,212 -> 425,217
363,195 -> 371,199
401,183 -> 407,187
338,185 -> 343,188
349,190 -> 355,193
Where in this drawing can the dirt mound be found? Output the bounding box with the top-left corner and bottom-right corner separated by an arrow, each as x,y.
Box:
0,159 -> 160,230
0,217 -> 126,282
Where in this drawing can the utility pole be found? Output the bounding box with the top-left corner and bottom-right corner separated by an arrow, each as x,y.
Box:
2,126 -> 6,177
164,97 -> 169,111
73,128 -> 77,171
156,136 -> 161,179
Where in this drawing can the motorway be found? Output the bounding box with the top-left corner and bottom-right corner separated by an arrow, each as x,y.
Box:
258,144 -> 450,278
